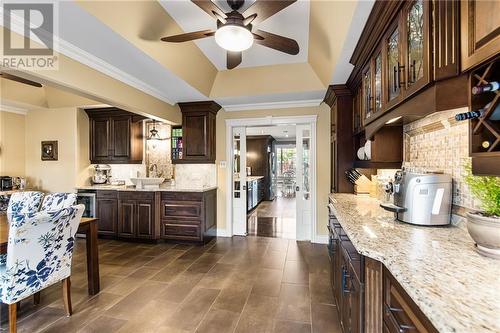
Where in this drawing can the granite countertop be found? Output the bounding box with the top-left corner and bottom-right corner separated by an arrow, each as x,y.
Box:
329,193 -> 500,333
76,184 -> 217,193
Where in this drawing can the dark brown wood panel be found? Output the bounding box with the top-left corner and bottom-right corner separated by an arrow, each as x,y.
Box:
161,191 -> 203,201
96,198 -> 118,236
112,117 -> 131,159
162,224 -> 201,241
91,118 -> 110,159
136,202 -> 154,239
118,201 -> 135,238
162,201 -> 202,219
460,0 -> 500,71
365,257 -> 383,333
85,108 -> 145,164
434,0 -> 460,80
176,101 -> 221,164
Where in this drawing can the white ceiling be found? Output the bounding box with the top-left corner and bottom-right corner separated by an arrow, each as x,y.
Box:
246,125 -> 296,140
159,0 -> 310,70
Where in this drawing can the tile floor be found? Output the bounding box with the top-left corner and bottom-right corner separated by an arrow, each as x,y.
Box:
1,236 -> 341,333
247,197 -> 296,238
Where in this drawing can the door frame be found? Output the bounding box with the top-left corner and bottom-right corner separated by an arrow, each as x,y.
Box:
225,115 -> 318,242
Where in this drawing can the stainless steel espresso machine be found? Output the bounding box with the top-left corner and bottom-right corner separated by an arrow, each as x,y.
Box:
380,170 -> 452,226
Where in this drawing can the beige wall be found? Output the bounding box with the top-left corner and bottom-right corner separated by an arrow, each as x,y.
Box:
0,111 -> 26,177
25,107 -> 83,192
215,104 -> 331,237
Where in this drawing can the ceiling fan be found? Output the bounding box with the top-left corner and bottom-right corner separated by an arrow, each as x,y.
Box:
0,73 -> 42,87
161,0 -> 299,69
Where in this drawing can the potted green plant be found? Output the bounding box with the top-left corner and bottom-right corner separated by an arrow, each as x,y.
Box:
464,164 -> 500,259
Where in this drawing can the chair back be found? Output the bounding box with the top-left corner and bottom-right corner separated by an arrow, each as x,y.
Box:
1,204 -> 85,304
41,192 -> 77,211
7,191 -> 44,216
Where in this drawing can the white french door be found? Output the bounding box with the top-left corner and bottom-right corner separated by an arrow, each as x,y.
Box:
296,124 -> 312,240
232,127 -> 247,236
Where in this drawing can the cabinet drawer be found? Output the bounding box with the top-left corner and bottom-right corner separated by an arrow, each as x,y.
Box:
119,191 -> 155,201
96,190 -> 118,199
161,191 -> 202,201
162,223 -> 201,241
161,201 -> 202,218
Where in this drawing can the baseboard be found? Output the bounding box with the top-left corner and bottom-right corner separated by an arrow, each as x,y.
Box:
313,234 -> 329,244
216,228 -> 231,237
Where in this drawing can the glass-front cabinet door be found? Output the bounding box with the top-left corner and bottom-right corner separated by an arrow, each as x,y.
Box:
362,64 -> 373,121
387,24 -> 402,105
404,0 -> 429,94
374,51 -> 383,114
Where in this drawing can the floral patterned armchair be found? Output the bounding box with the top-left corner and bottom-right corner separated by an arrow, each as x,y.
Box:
0,205 -> 84,332
40,192 -> 77,212
7,191 -> 44,216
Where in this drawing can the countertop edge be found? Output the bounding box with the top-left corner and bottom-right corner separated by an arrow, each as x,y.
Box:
76,185 -> 218,193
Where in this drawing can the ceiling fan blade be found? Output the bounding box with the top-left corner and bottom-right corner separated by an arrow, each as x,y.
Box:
254,30 -> 299,55
161,30 -> 215,43
191,0 -> 227,23
0,73 -> 42,87
242,0 -> 296,26
227,51 -> 242,69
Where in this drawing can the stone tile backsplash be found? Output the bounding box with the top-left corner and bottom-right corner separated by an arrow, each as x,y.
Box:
174,164 -> 217,189
402,107 -> 481,211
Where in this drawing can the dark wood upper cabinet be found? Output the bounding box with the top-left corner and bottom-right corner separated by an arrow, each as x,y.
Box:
85,108 -> 145,164
460,0 -> 500,71
174,101 -> 221,164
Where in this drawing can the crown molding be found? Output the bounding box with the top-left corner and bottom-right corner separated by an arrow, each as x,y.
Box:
221,99 -> 323,112
3,9 -> 177,105
0,104 -> 28,115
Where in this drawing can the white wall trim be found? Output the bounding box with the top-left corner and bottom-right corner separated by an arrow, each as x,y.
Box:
3,9 -> 176,106
222,99 -> 323,112
225,115 -> 317,127
225,115 -> 318,242
313,235 -> 329,244
0,104 -> 28,115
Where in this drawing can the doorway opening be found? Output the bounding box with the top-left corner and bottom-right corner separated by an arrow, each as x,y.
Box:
246,127 -> 297,239
226,115 -> 316,241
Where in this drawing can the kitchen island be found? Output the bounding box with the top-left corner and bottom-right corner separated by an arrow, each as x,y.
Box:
329,193 -> 500,333
77,185 -> 217,243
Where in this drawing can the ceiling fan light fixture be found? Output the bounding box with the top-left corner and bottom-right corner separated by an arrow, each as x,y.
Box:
215,24 -> 253,52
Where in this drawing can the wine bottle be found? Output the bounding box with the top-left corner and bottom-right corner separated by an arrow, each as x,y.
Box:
455,102 -> 500,121
472,81 -> 499,95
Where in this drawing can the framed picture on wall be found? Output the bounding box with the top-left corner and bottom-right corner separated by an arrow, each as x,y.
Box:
41,141 -> 58,161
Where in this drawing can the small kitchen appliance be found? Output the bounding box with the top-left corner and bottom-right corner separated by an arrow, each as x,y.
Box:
92,164 -> 111,184
380,170 -> 452,226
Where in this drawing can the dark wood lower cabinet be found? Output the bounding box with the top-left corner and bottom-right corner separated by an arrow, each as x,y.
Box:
329,219 -> 364,333
160,189 -> 217,243
92,189 -> 215,243
96,191 -> 118,236
328,215 -> 438,333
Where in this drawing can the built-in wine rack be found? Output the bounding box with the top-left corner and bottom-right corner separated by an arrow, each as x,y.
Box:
469,56 -> 499,176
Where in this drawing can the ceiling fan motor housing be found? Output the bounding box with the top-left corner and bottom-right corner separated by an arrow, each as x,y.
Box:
226,0 -> 245,11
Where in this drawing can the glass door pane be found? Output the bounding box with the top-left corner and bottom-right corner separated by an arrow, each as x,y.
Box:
296,124 -> 311,241
362,66 -> 372,120
374,52 -> 382,113
407,0 -> 424,87
387,27 -> 401,101
232,127 -> 247,236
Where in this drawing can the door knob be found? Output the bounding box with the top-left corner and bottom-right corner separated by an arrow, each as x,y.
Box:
295,186 -> 300,191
